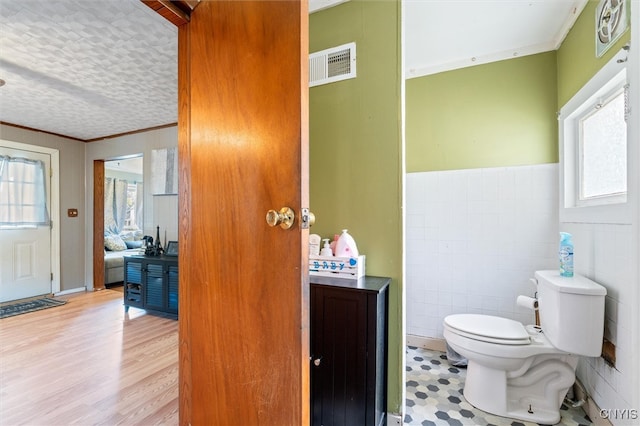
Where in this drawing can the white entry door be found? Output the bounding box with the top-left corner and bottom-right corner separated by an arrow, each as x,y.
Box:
0,146 -> 52,303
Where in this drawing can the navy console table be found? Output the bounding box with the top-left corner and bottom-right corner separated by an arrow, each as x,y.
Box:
123,255 -> 178,318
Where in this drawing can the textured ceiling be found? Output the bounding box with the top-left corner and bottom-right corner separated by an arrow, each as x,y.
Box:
0,0 -> 585,142
0,0 -> 177,141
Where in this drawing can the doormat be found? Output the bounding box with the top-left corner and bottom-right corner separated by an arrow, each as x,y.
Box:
0,298 -> 67,319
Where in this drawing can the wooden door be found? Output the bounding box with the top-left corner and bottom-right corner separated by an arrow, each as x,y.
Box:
178,1 -> 309,424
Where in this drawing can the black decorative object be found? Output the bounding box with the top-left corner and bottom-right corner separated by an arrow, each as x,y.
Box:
144,226 -> 164,256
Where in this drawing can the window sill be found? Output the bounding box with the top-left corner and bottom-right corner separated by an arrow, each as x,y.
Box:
560,201 -> 632,225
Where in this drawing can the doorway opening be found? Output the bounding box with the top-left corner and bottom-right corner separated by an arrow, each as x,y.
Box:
100,156 -> 144,291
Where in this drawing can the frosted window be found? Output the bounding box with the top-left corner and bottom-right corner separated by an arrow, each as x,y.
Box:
579,90 -> 627,199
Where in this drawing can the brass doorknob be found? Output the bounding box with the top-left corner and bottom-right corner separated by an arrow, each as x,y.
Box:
266,207 -> 295,229
301,208 -> 315,228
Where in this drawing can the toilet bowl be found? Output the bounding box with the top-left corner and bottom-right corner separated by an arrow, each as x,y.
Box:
443,270 -> 606,424
444,314 -> 578,424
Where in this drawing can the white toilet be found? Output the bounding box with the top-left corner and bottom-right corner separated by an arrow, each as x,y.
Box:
443,270 -> 606,424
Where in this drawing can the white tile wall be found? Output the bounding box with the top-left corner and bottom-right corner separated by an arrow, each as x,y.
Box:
406,163 -> 636,424
562,222 -> 635,420
406,164 -> 559,338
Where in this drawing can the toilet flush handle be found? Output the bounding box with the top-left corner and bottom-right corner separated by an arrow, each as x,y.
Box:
529,278 -> 538,287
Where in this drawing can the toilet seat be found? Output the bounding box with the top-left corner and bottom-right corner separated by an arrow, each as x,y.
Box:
444,314 -> 530,345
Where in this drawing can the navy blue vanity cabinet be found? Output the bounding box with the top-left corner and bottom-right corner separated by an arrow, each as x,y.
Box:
123,255 -> 178,318
310,276 -> 390,426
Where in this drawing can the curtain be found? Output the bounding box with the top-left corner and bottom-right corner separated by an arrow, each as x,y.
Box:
104,178 -> 115,233
114,179 -> 128,231
104,177 -> 129,234
0,155 -> 50,226
136,182 -> 144,231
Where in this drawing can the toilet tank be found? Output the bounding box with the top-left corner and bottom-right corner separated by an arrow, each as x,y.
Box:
535,270 -> 606,357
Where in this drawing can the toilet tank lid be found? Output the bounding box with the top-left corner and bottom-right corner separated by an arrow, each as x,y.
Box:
535,270 -> 607,296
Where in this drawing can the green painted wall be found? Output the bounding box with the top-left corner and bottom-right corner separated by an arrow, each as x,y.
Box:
406,52 -> 558,172
309,0 -> 403,413
557,0 -> 631,107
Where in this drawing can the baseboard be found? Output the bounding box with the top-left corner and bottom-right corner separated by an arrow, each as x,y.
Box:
54,287 -> 86,296
406,334 -> 447,352
386,412 -> 402,425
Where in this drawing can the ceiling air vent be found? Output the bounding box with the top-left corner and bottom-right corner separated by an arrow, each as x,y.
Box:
309,42 -> 356,87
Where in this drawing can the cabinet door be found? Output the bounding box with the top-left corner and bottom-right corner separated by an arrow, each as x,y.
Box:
167,264 -> 178,314
124,259 -> 143,308
144,262 -> 165,311
311,286 -> 368,426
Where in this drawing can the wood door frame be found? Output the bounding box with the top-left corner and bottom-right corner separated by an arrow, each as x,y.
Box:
92,160 -> 105,291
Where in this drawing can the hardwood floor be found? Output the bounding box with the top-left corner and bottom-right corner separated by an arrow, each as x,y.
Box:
0,290 -> 178,425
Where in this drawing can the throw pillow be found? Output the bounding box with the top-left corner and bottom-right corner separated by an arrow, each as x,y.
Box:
125,240 -> 143,249
104,234 -> 127,251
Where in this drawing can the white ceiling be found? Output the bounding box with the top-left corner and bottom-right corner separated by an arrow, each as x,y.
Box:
404,0 -> 587,78
0,0 -> 586,141
105,156 -> 143,175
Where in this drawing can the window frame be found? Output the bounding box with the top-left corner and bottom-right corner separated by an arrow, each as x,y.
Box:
559,47 -> 631,224
576,84 -> 627,206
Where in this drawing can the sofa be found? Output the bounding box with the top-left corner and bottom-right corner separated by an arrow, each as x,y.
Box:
104,230 -> 144,285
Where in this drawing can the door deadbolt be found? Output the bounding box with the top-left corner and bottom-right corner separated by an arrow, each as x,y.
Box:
266,207 -> 295,229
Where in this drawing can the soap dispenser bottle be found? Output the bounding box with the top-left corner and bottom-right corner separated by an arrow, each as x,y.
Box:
559,232 -> 574,277
320,239 -> 333,257
335,229 -> 359,258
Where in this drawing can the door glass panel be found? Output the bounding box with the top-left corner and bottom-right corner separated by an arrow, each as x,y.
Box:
0,155 -> 50,226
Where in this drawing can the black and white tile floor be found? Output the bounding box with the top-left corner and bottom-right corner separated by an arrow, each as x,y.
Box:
405,346 -> 592,426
